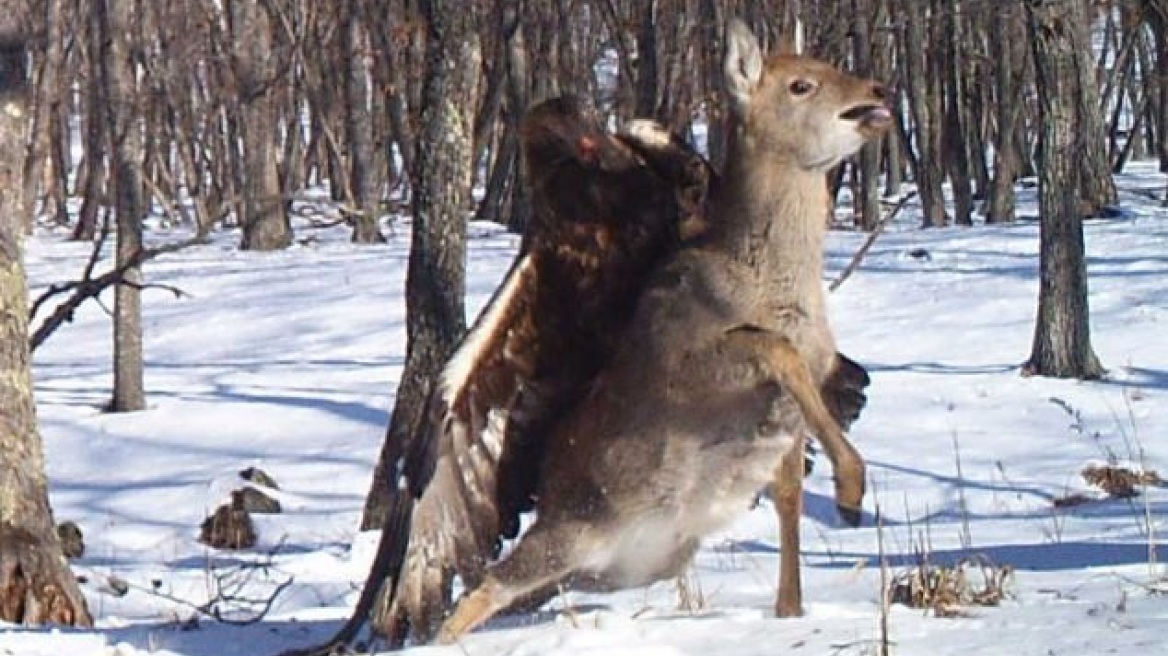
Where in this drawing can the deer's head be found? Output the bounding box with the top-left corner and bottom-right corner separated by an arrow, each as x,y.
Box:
724,19 -> 892,172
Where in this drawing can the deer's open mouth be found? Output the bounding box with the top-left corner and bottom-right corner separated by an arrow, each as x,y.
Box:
840,104 -> 893,129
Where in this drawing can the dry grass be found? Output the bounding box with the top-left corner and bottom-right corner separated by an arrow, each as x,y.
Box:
1052,464 -> 1164,508
674,565 -> 707,613
887,555 -> 1013,618
1080,464 -> 1162,499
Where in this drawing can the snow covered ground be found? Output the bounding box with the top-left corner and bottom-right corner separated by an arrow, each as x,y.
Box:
3,163 -> 1166,655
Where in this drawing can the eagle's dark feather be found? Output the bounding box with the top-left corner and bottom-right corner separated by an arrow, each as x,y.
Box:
353,97 -> 868,646
385,97 -> 714,642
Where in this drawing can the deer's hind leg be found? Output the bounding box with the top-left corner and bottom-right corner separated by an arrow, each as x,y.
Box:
771,435 -> 805,617
722,327 -> 866,525
436,519 -> 593,644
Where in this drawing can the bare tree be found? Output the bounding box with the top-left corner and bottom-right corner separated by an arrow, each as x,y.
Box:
1069,0 -> 1119,214
232,1 -> 293,250
939,0 -> 973,226
850,0 -> 882,230
98,0 -> 146,412
1147,0 -> 1168,173
1023,0 -> 1105,379
361,0 -> 481,531
344,0 -> 386,244
986,1 -> 1025,223
0,21 -> 92,627
899,0 -> 949,227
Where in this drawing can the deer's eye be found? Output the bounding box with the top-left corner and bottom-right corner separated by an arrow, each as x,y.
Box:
789,79 -> 815,96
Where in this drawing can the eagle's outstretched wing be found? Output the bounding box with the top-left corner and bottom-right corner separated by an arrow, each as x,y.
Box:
381,97 -> 712,643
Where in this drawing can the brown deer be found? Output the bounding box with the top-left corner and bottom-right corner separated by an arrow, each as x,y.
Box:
284,99 -> 869,656
435,20 -> 891,642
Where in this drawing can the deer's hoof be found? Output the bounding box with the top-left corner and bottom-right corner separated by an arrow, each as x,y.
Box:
836,503 -> 863,527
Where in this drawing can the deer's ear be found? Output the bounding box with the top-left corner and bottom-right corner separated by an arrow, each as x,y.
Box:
725,18 -> 763,111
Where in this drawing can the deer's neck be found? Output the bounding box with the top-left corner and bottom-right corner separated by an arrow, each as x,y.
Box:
708,134 -> 830,306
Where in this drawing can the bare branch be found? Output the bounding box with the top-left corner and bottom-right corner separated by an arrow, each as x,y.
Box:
28,236 -> 203,352
828,191 -> 917,293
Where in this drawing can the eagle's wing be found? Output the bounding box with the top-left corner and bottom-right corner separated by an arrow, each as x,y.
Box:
388,249 -> 541,641
386,98 -> 697,643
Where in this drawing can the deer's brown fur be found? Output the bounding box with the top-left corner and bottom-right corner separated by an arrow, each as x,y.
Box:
434,21 -> 890,642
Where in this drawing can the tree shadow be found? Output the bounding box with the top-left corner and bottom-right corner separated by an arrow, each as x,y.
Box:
806,539 -> 1163,572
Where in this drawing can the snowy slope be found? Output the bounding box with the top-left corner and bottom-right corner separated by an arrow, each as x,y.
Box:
2,164 -> 1166,655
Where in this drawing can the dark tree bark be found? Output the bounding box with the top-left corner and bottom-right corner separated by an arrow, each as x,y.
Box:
73,1 -> 104,242
502,5 -> 531,234
99,0 -> 145,412
851,0 -> 882,231
28,0 -> 73,229
633,0 -> 659,118
1023,0 -> 1105,380
0,23 -> 93,627
1143,0 -> 1168,172
361,0 -> 480,532
874,4 -> 903,199
940,0 -> 973,226
986,1 -> 1023,223
344,0 -> 386,244
233,1 -> 292,251
1068,0 -> 1118,215
900,0 -> 949,227
476,2 -> 530,234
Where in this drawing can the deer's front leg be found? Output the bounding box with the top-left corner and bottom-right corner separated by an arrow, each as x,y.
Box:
720,326 -> 866,525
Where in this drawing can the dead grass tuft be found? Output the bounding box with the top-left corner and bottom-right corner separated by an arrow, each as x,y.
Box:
887,555 -> 1013,618
674,565 -> 707,613
1081,464 -> 1162,499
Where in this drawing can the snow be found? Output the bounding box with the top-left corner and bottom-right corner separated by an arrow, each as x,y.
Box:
3,163 -> 1167,655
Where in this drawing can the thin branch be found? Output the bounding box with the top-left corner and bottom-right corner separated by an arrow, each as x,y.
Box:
28,236 -> 203,352
109,544 -> 295,626
828,191 -> 918,293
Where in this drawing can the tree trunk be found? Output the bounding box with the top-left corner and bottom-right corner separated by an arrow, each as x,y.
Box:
233,1 -> 292,251
29,0 -> 72,229
1023,0 -> 1105,380
361,0 -> 480,532
73,5 -> 105,242
345,0 -> 385,244
503,8 -> 531,234
873,0 -> 902,198
0,24 -> 93,627
986,1 -> 1021,223
1143,0 -> 1168,172
633,0 -> 659,119
1069,0 -> 1118,216
101,0 -> 145,412
900,0 -> 949,227
473,1 -> 523,229
851,0 -> 882,231
940,0 -> 973,226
